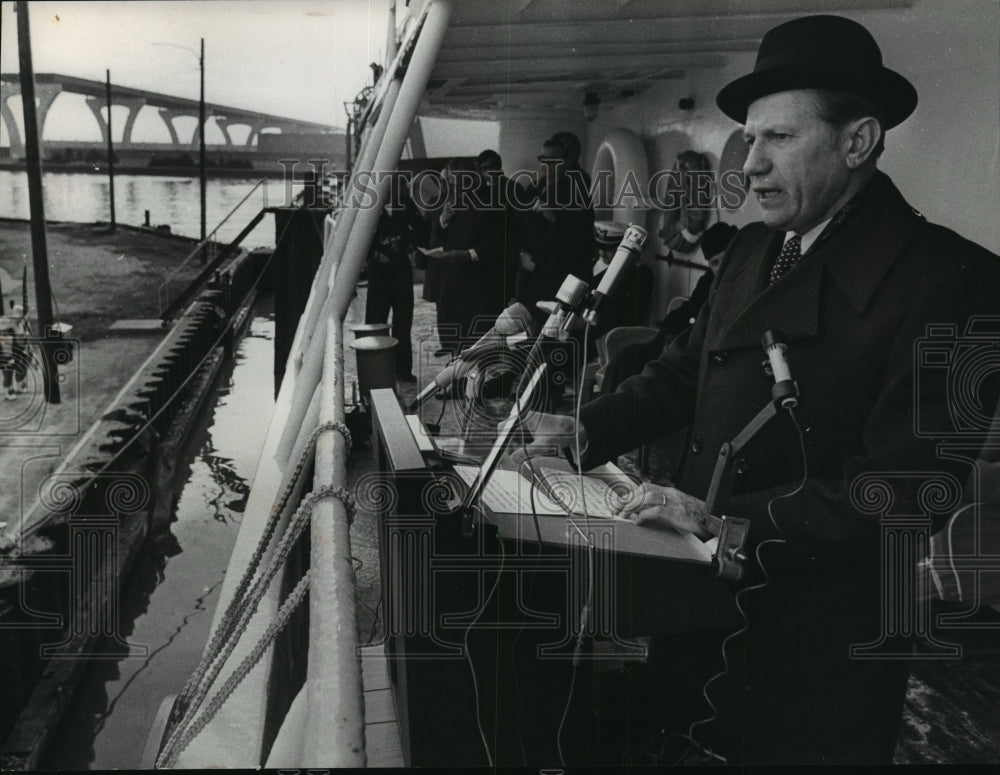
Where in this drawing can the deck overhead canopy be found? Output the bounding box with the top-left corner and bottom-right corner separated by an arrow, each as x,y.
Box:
416,0 -> 914,120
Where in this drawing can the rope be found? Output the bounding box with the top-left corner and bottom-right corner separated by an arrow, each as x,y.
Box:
158,483 -> 354,767
171,421 -> 350,723
156,571 -> 311,769
168,482 -> 352,735
158,421 -> 354,766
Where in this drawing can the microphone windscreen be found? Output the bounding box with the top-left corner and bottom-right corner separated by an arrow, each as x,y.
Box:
496,301 -> 534,335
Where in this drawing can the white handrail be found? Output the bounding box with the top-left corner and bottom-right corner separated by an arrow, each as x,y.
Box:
171,2 -> 454,767
300,314 -> 363,766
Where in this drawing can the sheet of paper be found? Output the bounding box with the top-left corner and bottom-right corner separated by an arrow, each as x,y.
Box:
416,246 -> 445,256
452,465 -> 566,516
536,471 -> 629,519
528,458 -> 635,519
451,463 -> 715,562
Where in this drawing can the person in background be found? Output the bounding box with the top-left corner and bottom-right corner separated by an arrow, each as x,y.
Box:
364,183 -> 426,382
515,132 -> 595,310
1,302 -> 30,400
474,149 -> 521,307
601,222 -> 738,393
414,158 -> 459,356
423,154 -> 508,354
589,220 -> 655,338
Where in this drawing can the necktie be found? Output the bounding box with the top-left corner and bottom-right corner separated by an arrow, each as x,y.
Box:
769,233 -> 802,285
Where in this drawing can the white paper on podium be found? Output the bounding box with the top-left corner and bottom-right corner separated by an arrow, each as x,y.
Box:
452,465 -> 566,516
452,463 -> 714,562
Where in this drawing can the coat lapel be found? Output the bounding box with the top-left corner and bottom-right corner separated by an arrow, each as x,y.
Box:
822,173 -> 924,313
711,172 -> 923,352
706,228 -> 782,348
712,231 -> 823,350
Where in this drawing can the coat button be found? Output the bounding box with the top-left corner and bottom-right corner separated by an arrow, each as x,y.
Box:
712,351 -> 728,363
689,436 -> 703,454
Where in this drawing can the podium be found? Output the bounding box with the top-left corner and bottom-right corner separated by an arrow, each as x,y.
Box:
368,388 -> 737,766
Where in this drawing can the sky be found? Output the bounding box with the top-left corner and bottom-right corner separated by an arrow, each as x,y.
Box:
1,0 -> 394,140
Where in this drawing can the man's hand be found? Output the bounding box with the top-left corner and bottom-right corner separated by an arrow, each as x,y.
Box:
616,482 -> 712,540
507,410 -> 585,467
518,251 -> 536,272
440,200 -> 455,227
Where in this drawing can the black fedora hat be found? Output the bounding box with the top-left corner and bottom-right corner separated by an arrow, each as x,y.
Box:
716,15 -> 917,128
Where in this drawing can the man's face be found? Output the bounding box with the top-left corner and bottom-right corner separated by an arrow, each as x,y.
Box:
538,144 -> 562,180
742,90 -> 852,233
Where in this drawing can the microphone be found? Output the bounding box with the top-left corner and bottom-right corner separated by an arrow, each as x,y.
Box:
582,224 -> 648,326
407,302 -> 534,411
761,330 -> 798,408
540,275 -> 590,341
457,302 -> 534,360
408,359 -> 476,411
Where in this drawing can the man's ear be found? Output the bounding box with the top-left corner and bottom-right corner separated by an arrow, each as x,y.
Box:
843,117 -> 881,168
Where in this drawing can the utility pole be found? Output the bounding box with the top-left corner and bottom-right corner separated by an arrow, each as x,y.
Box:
105,69 -> 116,230
199,37 -> 207,246
15,0 -> 60,403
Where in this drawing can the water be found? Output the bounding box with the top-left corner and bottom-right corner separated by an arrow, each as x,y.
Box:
42,299 -> 275,771
1,170 -> 304,245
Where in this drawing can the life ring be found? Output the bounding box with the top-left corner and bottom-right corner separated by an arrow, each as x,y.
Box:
590,128 -> 649,227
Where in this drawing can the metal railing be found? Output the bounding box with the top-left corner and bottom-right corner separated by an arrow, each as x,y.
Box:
164,2 -> 453,767
157,177 -> 269,317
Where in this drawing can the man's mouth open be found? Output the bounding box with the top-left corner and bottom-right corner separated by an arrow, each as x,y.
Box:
754,187 -> 783,202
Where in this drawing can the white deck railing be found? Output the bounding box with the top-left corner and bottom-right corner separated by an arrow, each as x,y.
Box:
172,2 -> 452,768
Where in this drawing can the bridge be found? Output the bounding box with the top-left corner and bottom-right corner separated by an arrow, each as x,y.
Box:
0,72 -> 346,172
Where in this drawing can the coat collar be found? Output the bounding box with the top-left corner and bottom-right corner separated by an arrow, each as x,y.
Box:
712,171 -> 923,351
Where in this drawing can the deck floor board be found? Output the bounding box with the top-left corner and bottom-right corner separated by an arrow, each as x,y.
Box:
361,646 -> 403,767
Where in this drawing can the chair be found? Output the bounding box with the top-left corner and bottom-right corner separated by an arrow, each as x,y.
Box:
593,326 -> 658,393
592,295 -> 689,392
585,296 -> 693,477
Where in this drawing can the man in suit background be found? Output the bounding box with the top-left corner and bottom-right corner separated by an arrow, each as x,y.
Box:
514,14 -> 1000,764
423,155 -> 509,354
514,132 -> 595,310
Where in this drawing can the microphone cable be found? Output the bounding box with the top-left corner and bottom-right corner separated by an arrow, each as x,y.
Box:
461,361 -> 554,767
508,323 -> 598,767
677,404 -> 808,765
510,433 -> 550,765
460,511 -> 508,768
557,321 -> 597,767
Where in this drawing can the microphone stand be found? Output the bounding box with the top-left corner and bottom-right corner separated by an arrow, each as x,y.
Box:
515,224 -> 649,408
701,331 -> 800,580
516,275 -> 591,411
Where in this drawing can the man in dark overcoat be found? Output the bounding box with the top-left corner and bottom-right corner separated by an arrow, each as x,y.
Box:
425,159 -> 510,354
515,14 -> 1000,764
514,132 -> 595,310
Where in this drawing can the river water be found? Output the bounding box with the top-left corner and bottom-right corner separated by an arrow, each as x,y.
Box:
42,299 -> 276,771
1,170 -> 303,245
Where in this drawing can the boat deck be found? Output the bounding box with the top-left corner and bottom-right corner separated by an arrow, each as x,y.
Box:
360,646 -> 404,768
